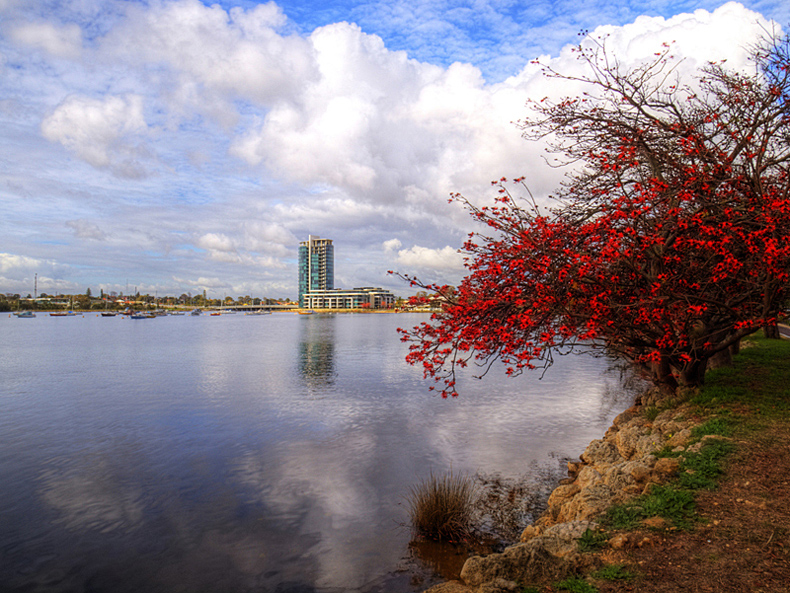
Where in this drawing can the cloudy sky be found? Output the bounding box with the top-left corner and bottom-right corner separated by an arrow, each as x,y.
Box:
1,0 -> 787,299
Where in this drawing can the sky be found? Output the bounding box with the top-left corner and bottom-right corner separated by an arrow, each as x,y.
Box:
0,0 -> 788,299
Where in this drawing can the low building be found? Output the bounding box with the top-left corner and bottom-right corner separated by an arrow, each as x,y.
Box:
302,287 -> 395,310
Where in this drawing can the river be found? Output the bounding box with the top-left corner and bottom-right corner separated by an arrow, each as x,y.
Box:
0,311 -> 636,592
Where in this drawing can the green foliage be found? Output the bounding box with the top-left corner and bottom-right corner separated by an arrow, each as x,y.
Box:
592,564 -> 636,581
691,417 -> 734,439
604,485 -> 696,530
407,471 -> 476,541
577,528 -> 609,552
677,440 -> 736,490
555,576 -> 598,592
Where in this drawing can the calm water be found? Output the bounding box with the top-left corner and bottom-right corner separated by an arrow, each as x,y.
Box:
0,312 -> 634,593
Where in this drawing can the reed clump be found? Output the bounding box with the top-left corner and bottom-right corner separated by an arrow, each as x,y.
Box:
407,471 -> 476,541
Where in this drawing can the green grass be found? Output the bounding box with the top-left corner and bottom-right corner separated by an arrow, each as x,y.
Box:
555,576 -> 598,592
603,484 -> 696,530
577,528 -> 609,552
692,336 -> 790,417
592,564 -> 636,581
677,439 -> 736,490
690,417 -> 734,439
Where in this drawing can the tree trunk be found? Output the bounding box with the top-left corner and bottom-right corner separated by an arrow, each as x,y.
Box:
652,354 -> 678,394
679,358 -> 707,388
708,347 -> 733,370
763,321 -> 780,340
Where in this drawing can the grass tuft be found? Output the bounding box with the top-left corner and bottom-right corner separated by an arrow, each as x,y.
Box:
677,440 -> 736,490
555,576 -> 598,592
592,563 -> 636,581
603,484 -> 696,530
577,528 -> 609,553
407,471 -> 476,541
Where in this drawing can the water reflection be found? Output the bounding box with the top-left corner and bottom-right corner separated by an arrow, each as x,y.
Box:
298,314 -> 336,391
0,313 -> 639,593
40,462 -> 144,534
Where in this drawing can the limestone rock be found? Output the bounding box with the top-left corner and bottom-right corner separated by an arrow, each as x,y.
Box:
641,516 -> 669,529
557,484 -> 614,522
479,578 -> 520,593
581,440 -> 622,465
575,465 -> 604,490
519,524 -> 542,543
460,521 -> 594,587
608,533 -> 631,550
460,540 -> 566,587
665,427 -> 693,448
613,418 -> 653,459
612,405 -> 642,428
652,457 -> 681,480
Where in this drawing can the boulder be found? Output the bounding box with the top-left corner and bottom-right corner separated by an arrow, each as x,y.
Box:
613,418 -> 653,459
556,484 -> 614,522
665,427 -> 694,448
460,540 -> 568,587
581,440 -> 623,465
460,521 -> 594,587
652,456 -> 681,480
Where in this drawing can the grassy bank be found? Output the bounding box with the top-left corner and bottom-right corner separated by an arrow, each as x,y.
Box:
535,334 -> 790,593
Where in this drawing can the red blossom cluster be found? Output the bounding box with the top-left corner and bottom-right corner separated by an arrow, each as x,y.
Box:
395,33 -> 790,397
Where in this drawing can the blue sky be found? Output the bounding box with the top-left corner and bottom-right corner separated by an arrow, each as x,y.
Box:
0,0 -> 787,299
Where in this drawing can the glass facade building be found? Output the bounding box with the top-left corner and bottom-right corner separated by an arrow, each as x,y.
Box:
298,235 -> 334,307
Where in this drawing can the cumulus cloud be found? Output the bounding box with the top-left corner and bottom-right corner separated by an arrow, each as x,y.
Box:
197,232 -> 236,253
382,238 -> 402,252
41,94 -> 150,178
0,252 -> 43,273
10,21 -> 82,58
394,245 -> 465,271
1,0 -> 784,297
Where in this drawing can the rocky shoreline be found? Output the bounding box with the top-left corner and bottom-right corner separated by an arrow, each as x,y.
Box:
424,391 -> 713,593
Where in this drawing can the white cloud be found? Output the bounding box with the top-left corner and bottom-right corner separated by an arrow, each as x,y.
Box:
0,252 -> 44,273
395,245 -> 464,272
0,0 -> 785,298
41,94 -> 150,178
382,238 -> 402,252
66,219 -> 107,240
10,21 -> 82,58
197,232 -> 236,253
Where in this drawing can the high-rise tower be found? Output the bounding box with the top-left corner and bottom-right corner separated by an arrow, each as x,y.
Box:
298,235 -> 334,307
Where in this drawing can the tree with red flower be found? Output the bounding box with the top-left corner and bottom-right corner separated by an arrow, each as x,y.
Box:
395,32 -> 790,398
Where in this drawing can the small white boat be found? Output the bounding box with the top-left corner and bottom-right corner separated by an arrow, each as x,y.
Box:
16,310 -> 36,318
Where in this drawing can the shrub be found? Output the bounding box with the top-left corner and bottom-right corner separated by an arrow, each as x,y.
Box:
407,471 -> 476,541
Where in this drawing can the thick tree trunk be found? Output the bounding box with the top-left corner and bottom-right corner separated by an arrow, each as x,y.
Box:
652,353 -> 678,394
679,358 -> 708,388
763,321 -> 780,340
708,347 -> 733,370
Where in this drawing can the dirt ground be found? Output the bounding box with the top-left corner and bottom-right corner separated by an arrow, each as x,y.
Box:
577,423 -> 790,593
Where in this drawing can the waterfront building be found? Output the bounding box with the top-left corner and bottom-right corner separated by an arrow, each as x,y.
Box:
298,235 -> 334,307
301,287 -> 395,310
